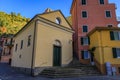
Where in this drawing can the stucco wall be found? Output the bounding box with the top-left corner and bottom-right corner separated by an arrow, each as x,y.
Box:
101,30 -> 120,64
90,31 -> 102,65
34,21 -> 73,67
71,0 -> 118,64
90,30 -> 120,65
11,22 -> 35,68
39,11 -> 71,29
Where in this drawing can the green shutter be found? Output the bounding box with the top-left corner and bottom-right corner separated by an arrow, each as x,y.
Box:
81,37 -> 83,45
110,31 -> 114,40
112,48 -> 117,58
81,51 -> 84,59
88,37 -> 90,45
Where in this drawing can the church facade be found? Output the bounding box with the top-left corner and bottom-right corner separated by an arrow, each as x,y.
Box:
11,9 -> 74,76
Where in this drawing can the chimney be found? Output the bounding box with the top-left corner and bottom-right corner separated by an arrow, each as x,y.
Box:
44,8 -> 53,13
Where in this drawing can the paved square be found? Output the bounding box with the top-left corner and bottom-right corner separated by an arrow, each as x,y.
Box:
0,63 -> 120,80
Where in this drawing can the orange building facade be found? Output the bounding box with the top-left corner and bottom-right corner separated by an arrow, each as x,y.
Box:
70,0 -> 119,64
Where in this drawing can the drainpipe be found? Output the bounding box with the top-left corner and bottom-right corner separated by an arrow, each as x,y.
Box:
31,19 -> 38,76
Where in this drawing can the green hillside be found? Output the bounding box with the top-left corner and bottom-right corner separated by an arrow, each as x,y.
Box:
0,12 -> 30,35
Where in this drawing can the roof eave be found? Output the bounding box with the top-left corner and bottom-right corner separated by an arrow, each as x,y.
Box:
87,27 -> 120,36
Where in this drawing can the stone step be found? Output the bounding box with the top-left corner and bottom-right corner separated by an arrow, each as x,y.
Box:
40,59 -> 101,78
40,66 -> 101,78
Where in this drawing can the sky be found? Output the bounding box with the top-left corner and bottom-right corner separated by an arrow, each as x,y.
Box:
0,0 -> 120,19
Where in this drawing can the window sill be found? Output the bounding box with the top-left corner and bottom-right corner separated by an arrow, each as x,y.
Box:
111,40 -> 120,41
84,58 -> 90,60
82,44 -> 89,46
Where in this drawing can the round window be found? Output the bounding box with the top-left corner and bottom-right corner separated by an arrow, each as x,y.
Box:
55,17 -> 61,24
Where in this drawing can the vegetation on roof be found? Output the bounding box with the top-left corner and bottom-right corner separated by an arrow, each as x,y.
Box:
66,16 -> 72,25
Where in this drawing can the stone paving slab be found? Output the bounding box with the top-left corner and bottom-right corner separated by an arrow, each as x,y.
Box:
0,63 -> 120,80
0,76 -> 120,80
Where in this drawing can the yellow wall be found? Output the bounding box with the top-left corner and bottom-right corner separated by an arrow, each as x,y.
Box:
34,21 -> 73,67
39,11 -> 71,29
90,30 -> 120,65
101,30 -> 120,64
11,21 -> 35,68
90,31 -> 102,64
12,10 -> 73,69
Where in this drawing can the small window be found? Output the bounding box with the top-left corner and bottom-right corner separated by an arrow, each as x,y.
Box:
106,11 -> 111,18
28,35 -> 31,46
110,31 -> 120,40
81,37 -> 90,45
82,11 -> 87,18
108,25 -> 113,27
20,40 -> 23,49
15,44 -> 18,51
82,25 -> 88,32
112,48 -> 120,58
99,0 -> 104,4
56,17 -> 61,24
81,51 -> 90,59
81,0 -> 86,5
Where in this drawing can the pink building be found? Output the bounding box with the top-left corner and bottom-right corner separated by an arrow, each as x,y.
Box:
70,0 -> 119,64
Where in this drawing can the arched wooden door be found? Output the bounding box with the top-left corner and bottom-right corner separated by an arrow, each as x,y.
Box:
53,40 -> 61,66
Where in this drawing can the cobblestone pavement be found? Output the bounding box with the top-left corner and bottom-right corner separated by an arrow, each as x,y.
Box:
0,63 -> 120,80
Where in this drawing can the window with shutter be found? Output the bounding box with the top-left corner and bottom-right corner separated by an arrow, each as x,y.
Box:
116,48 -> 120,58
81,51 -> 90,59
88,37 -> 90,45
81,37 -> 89,45
20,40 -> 23,49
114,32 -> 119,40
99,0 -> 104,4
82,25 -> 88,32
118,32 -> 120,40
28,35 -> 31,46
110,31 -> 114,40
82,11 -> 87,18
81,51 -> 84,59
81,37 -> 83,45
112,48 -> 118,58
81,0 -> 86,5
110,31 -> 120,40
106,11 -> 111,18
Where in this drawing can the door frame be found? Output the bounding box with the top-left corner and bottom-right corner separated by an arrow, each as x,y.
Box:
53,45 -> 62,67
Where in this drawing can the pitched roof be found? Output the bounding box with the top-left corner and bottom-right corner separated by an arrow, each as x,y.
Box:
87,27 -> 120,36
38,10 -> 72,29
14,9 -> 74,37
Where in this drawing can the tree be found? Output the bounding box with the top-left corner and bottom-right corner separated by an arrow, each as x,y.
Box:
0,11 -> 30,35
